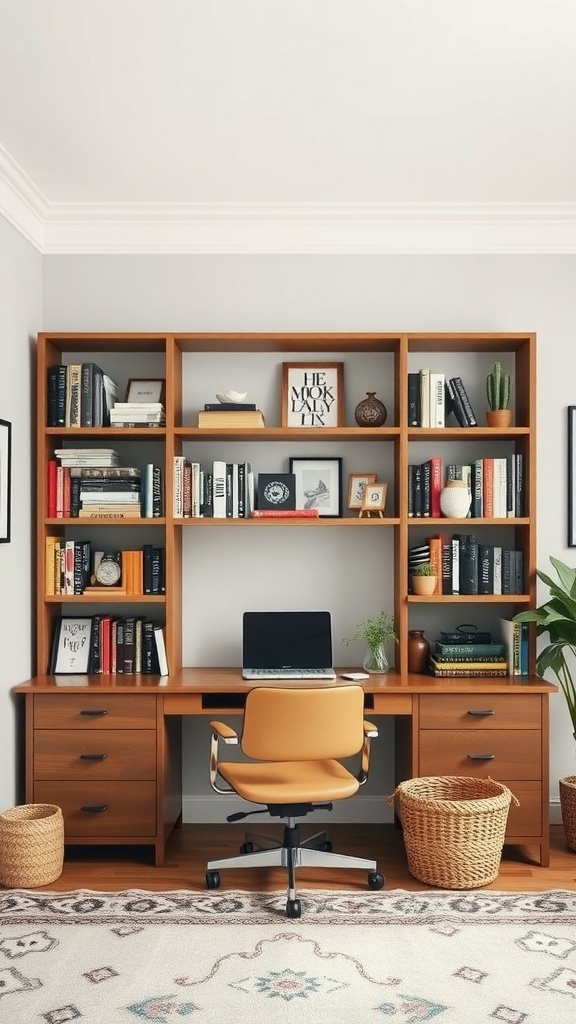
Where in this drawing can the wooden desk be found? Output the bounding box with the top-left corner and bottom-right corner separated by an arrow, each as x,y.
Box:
14,670 -> 556,868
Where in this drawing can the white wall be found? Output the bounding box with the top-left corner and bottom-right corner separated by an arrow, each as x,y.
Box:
41,253 -> 576,823
0,216 -> 42,811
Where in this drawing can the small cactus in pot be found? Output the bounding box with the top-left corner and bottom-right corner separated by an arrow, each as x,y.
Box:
486,361 -> 512,426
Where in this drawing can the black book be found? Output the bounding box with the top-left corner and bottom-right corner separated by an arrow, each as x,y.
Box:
407,373 -> 420,426
421,460 -> 431,517
412,464 -> 423,518
203,402 -> 257,411
457,533 -> 479,595
152,466 -> 163,517
122,617 -> 136,673
201,471 -> 213,517
450,377 -> 478,426
47,365 -> 68,427
445,378 -> 467,427
81,363 -> 105,427
478,544 -> 494,595
142,621 -> 156,673
78,479 -> 142,492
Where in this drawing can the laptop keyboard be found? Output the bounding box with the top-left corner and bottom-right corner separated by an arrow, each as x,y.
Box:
244,668 -> 336,680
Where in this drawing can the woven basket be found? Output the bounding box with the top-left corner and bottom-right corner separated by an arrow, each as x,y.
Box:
390,776 -> 515,889
0,804 -> 64,888
559,776 -> 576,852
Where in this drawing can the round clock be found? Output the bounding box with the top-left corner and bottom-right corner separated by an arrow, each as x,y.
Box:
95,554 -> 122,586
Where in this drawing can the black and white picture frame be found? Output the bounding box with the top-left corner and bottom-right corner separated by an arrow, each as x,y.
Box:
289,457 -> 342,517
569,407 -> 576,546
282,362 -> 344,427
125,378 -> 166,404
0,419 -> 11,542
51,617 -> 93,673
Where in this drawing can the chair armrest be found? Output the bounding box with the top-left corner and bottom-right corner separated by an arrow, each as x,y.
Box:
364,719 -> 378,738
209,722 -> 239,794
358,720 -> 378,785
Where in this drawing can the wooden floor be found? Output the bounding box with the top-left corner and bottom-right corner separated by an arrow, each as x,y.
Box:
39,823 -> 576,893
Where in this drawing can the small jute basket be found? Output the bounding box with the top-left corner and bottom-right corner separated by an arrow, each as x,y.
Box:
559,776 -> 576,852
0,804 -> 64,888
389,776 -> 516,889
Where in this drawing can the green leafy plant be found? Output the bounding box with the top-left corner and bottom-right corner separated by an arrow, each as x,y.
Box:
514,556 -> 576,732
486,361 -> 511,411
343,611 -> 398,651
412,562 -> 435,577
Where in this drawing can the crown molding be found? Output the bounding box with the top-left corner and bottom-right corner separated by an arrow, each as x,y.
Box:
2,145 -> 576,254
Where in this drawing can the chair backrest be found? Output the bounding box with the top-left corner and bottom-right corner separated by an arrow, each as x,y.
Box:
240,685 -> 365,761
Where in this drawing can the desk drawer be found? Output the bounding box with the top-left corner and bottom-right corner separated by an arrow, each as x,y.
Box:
33,730 -> 156,780
419,694 -> 541,730
34,694 -> 157,729
419,729 -> 541,779
34,781 -> 157,836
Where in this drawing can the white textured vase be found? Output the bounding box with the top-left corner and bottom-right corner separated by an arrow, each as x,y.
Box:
440,479 -> 471,518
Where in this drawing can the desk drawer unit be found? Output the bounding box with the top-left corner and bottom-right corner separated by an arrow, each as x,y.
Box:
26,693 -> 181,864
416,693 -> 549,865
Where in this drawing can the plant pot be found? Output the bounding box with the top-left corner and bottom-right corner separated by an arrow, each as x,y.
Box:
486,409 -> 512,428
559,776 -> 576,851
412,576 -> 438,596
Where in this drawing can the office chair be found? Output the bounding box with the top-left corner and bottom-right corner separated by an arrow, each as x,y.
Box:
205,684 -> 385,918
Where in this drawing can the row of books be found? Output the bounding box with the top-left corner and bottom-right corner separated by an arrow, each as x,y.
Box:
45,542 -> 165,596
408,370 -> 478,428
48,461 -> 163,519
47,364 -> 118,427
427,620 -> 529,677
411,533 -> 524,595
408,455 -> 524,519
49,615 -> 169,675
173,458 -> 255,518
109,402 -> 166,428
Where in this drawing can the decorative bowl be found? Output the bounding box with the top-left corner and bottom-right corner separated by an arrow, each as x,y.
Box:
216,391 -> 247,404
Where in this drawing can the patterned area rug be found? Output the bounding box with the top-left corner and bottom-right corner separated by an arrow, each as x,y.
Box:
1,888 -> 576,1023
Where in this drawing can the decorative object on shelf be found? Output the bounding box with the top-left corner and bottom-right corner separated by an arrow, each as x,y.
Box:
256,473 -> 296,511
440,479 -> 472,518
125,378 -> 166,404
411,562 -> 438,596
0,418 -> 11,543
282,362 -> 344,428
559,776 -> 576,851
359,482 -> 388,518
347,472 -> 377,509
354,392 -> 387,427
407,630 -> 430,673
289,456 -> 342,517
216,391 -> 247,404
343,610 -> 397,675
486,361 -> 511,427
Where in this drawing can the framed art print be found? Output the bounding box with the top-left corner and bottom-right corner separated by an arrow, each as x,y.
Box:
125,378 -> 166,404
360,482 -> 388,517
0,419 -> 11,542
51,617 -> 93,673
289,456 -> 342,517
347,472 -> 377,510
282,362 -> 344,427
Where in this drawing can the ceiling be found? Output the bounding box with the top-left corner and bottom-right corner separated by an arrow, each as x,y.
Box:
1,0 -> 575,254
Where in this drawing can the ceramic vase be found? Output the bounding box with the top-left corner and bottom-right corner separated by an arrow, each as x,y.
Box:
407,630 -> 430,673
354,392 -> 387,427
363,643 -> 389,674
440,479 -> 472,518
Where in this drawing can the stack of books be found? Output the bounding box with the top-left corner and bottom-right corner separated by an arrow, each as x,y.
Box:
197,402 -> 265,428
110,402 -> 166,427
428,637 -> 508,677
47,363 -> 118,427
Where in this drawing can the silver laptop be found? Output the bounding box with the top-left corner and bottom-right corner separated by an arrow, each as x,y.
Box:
242,611 -> 336,680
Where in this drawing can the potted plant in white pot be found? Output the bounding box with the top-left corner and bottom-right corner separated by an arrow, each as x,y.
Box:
514,556 -> 576,850
343,610 -> 397,674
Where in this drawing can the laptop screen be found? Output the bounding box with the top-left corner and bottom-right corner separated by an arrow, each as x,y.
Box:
242,611 -> 333,670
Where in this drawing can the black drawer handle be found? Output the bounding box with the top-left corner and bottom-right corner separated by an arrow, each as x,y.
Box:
467,710 -> 495,717
80,805 -> 108,813
79,754 -> 108,761
79,709 -> 108,717
467,753 -> 496,761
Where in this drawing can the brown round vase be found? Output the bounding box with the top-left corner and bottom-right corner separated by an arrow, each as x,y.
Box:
407,630 -> 430,673
355,392 -> 387,427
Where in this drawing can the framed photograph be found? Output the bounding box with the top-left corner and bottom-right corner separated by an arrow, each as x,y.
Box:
125,378 -> 166,404
289,457 -> 342,517
569,407 -> 576,545
0,419 -> 11,543
361,482 -> 388,515
348,472 -> 377,510
51,617 -> 93,673
282,362 -> 344,428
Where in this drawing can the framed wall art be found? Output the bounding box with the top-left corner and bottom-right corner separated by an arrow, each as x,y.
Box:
347,472 -> 377,509
0,419 -> 11,542
359,482 -> 388,518
282,362 -> 344,428
289,456 -> 343,517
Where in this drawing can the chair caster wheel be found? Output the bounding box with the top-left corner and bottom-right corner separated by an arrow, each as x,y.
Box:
368,871 -> 385,890
320,841 -> 332,852
286,899 -> 302,919
206,871 -> 221,889
240,842 -> 255,854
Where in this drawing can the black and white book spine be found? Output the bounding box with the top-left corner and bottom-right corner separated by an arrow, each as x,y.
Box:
419,368 -> 430,427
412,463 -> 423,518
407,373 -> 420,426
225,463 -> 234,517
421,460 -> 431,516
143,463 -> 154,518
515,453 -> 524,517
237,463 -> 245,518
450,536 -> 460,594
451,376 -> 478,426
502,548 -> 512,594
445,377 -> 467,427
477,544 -> 493,595
493,457 -> 507,518
201,471 -> 213,517
152,466 -> 162,517
212,461 -> 227,518
506,453 -> 515,517
66,364 -> 82,427
429,372 -> 445,427
173,456 -> 185,517
142,621 -> 155,673
457,534 -> 479,595
122,617 -> 136,674
191,462 -> 201,517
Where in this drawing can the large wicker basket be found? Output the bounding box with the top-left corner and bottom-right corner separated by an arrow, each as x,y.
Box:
0,804 -> 64,888
391,776 -> 515,889
559,776 -> 576,852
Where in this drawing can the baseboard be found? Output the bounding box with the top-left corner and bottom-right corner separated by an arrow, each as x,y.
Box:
182,794 -> 393,825
549,799 -> 563,826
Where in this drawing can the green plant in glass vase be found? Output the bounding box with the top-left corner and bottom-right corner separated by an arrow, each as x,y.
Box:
344,610 -> 398,675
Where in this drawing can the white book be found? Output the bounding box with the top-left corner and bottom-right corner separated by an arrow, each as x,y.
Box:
493,546 -> 502,594
143,463 -> 154,518
113,402 -> 165,411
212,460 -> 227,518
493,458 -> 507,518
80,491 -> 141,503
429,372 -> 445,427
191,462 -> 201,517
419,368 -> 430,427
173,456 -> 185,517
153,626 -> 169,676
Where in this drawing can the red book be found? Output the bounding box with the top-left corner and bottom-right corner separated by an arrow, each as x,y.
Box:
250,509 -> 320,518
48,460 -> 57,518
428,456 -> 443,518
